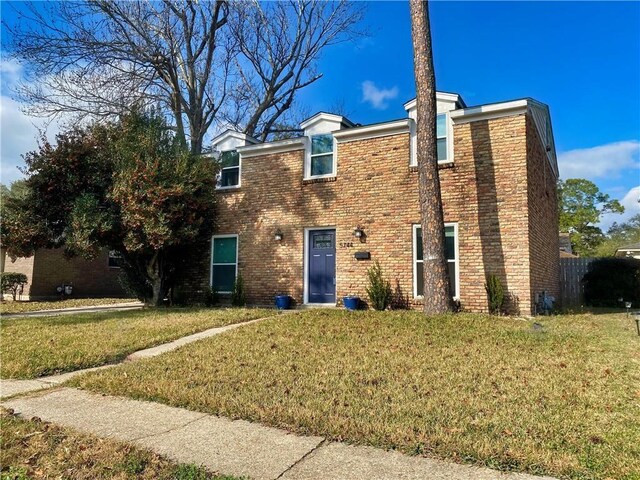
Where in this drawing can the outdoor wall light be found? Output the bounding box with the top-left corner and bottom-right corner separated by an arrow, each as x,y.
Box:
353,227 -> 364,238
274,229 -> 283,241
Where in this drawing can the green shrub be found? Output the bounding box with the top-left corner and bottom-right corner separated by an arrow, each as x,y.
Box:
485,274 -> 505,315
1,272 -> 28,301
231,274 -> 246,307
366,261 -> 392,311
583,258 -> 640,307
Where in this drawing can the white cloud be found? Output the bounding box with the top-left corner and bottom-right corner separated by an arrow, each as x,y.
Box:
558,140 -> 640,180
0,54 -> 61,185
0,56 -> 23,90
361,80 -> 398,110
600,185 -> 640,231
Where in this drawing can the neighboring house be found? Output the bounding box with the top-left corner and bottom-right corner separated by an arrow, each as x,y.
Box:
2,248 -> 127,300
614,243 -> 640,259
559,232 -> 578,258
183,92 -> 559,315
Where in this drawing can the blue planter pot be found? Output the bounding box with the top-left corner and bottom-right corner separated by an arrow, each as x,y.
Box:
275,295 -> 291,310
343,296 -> 360,311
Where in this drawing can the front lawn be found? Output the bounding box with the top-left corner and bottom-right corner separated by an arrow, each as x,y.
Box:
0,297 -> 136,315
0,409 -> 241,479
1,308 -> 274,379
71,310 -> 640,479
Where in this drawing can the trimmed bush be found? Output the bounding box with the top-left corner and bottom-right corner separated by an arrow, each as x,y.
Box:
485,274 -> 505,315
231,274 -> 247,307
1,272 -> 28,301
583,258 -> 640,307
366,261 -> 392,311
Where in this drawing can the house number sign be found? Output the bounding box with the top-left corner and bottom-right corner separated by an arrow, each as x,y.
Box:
339,242 -> 354,248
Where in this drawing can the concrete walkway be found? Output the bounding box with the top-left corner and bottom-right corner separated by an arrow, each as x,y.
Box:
3,388 -> 555,480
1,301 -> 144,319
0,315 -> 273,399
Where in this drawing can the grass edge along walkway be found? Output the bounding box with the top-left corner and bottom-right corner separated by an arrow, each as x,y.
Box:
1,313 -> 277,399
2,387 -> 555,480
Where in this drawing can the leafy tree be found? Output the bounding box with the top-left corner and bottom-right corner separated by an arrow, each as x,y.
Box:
0,272 -> 28,301
409,0 -> 451,313
4,1 -> 364,151
595,214 -> 640,257
1,179 -> 49,274
2,111 -> 218,306
558,178 -> 624,256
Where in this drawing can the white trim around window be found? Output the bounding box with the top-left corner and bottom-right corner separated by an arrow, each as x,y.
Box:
216,150 -> 241,190
412,223 -> 460,300
304,134 -> 337,180
409,112 -> 454,166
210,234 -> 239,294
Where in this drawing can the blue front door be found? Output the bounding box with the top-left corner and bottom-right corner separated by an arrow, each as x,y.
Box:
308,229 -> 336,303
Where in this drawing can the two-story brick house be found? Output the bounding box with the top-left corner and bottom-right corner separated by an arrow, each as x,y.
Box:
196,92 -> 559,315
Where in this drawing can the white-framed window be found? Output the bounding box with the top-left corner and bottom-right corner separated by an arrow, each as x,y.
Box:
217,150 -> 240,189
107,250 -> 123,268
413,223 -> 459,299
410,113 -> 453,166
305,133 -> 335,179
436,114 -> 448,162
210,234 -> 238,293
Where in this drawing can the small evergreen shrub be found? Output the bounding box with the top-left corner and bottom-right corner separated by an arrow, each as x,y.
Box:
231,274 -> 247,307
366,261 -> 392,311
583,257 -> 640,307
485,274 -> 505,315
1,272 -> 28,301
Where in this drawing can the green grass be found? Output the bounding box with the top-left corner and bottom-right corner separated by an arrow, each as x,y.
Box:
0,297 -> 136,315
0,409 -> 243,479
0,307 -> 274,379
70,310 -> 640,479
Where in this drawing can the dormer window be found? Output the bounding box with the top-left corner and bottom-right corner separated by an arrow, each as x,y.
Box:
436,114 -> 448,162
405,93 -> 464,166
300,112 -> 353,180
217,150 -> 240,188
308,134 -> 335,178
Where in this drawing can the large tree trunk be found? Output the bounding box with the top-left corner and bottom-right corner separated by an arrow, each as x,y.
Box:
146,251 -> 169,307
409,0 -> 451,314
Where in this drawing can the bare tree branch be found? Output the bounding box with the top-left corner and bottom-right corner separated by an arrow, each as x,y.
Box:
4,0 -> 366,150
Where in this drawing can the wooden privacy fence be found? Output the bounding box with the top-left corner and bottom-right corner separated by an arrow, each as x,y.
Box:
559,257 -> 596,307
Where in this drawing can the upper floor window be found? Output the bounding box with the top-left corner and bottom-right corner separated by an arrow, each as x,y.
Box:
217,150 -> 240,188
307,134 -> 335,178
410,113 -> 452,166
436,114 -> 448,162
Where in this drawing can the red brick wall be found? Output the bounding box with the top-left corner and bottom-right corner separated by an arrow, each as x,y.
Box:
3,249 -> 127,299
206,112 -> 555,314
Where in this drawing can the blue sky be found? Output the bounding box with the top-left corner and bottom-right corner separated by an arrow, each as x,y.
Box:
1,1 -> 639,227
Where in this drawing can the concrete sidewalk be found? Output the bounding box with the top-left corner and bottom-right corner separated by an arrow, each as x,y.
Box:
1,315 -> 274,399
1,301 -> 144,319
3,388 -> 555,480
